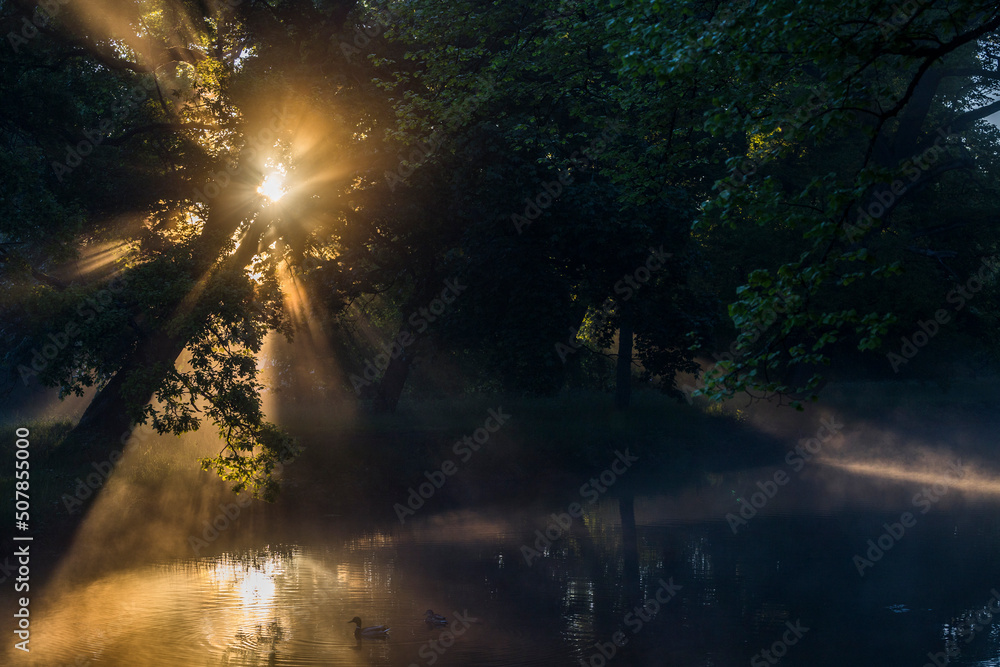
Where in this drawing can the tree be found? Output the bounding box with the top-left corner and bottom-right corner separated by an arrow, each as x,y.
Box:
611,0 -> 1000,406
342,0 -> 715,408
0,0 -> 374,497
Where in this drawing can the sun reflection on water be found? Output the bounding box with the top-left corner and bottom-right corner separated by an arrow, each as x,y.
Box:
209,553 -> 281,608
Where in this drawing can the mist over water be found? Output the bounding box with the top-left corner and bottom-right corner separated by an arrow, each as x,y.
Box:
5,381 -> 1000,666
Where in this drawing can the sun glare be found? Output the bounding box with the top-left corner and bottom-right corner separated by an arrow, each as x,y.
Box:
258,170 -> 287,202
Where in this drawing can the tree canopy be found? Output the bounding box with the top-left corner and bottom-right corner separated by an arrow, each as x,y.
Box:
3,0 -> 1000,496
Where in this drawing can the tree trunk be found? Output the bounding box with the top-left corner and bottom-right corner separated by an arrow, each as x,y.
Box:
373,345 -> 412,413
615,318 -> 634,410
372,280 -> 439,413
65,330 -> 188,465
61,206 -> 267,464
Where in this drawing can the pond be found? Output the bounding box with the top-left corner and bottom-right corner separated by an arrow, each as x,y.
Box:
7,436 -> 1000,667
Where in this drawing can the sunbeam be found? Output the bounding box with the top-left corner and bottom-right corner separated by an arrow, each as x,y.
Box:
71,241 -> 130,282
257,261 -> 357,424
819,458 -> 1000,496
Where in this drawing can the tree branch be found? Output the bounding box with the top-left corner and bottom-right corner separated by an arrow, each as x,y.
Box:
104,122 -> 218,147
947,97 -> 1000,132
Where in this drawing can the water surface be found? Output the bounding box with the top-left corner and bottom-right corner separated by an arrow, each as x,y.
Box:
10,453 -> 1000,666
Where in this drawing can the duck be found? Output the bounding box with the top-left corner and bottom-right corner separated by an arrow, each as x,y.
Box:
347,616 -> 390,638
424,610 -> 448,626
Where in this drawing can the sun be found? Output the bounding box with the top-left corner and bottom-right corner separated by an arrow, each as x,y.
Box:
257,170 -> 287,202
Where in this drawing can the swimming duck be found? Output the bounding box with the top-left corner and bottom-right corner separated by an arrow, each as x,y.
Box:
424,610 -> 448,626
348,617 -> 390,638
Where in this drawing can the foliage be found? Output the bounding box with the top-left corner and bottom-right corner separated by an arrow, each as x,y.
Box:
611,0 -> 1000,406
2,0 -> 1000,500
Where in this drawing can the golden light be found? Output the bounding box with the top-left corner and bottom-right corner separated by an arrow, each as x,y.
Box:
257,170 -> 287,202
